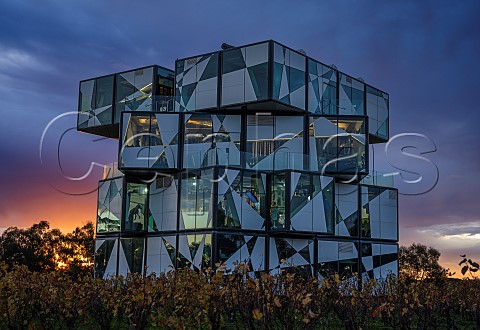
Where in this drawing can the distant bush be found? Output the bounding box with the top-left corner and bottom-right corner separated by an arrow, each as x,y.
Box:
0,221 -> 94,276
0,262 -> 479,330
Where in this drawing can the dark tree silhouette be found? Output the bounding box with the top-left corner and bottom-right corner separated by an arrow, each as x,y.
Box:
57,222 -> 95,276
0,221 -> 94,274
399,243 -> 448,281
0,221 -> 61,272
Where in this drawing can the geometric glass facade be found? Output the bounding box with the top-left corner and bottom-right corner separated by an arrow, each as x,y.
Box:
77,40 -> 397,280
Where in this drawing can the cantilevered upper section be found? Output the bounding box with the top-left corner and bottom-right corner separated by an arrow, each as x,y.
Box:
77,40 -> 389,142
77,65 -> 174,138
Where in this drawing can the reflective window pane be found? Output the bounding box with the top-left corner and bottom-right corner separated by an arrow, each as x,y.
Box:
78,75 -> 114,129
120,113 -> 179,169
367,86 -> 389,140
336,119 -> 366,173
270,173 -> 287,230
246,115 -> 304,170
175,54 -> 218,111
309,117 -> 339,172
115,67 -> 154,123
222,42 -> 269,106
148,175 -> 178,232
183,113 -> 213,168
97,177 -> 123,233
118,238 -> 145,276
180,170 -> 214,230
273,43 -> 306,110
234,171 -> 267,229
177,233 -> 212,270
339,74 -> 365,115
270,238 -> 314,276
125,182 -> 148,232
94,238 -> 117,279
335,183 -> 359,237
308,59 -> 337,115
309,116 -> 366,174
120,113 -> 151,168
361,186 -> 397,240
212,114 -> 241,167
290,173 -> 334,234
149,113 -> 179,169
146,236 -> 176,275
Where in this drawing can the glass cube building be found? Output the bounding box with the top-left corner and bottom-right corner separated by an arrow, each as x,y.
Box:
77,41 -> 397,280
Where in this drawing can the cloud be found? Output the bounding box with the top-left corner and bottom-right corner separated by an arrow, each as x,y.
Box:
418,221 -> 480,239
0,47 -> 50,72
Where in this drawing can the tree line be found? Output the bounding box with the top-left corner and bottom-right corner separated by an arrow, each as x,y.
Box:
0,221 -> 94,276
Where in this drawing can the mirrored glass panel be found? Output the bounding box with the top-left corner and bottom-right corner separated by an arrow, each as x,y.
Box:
307,59 -> 337,114
118,238 -> 145,276
148,175 -> 178,232
125,182 -> 148,232
237,171 -> 267,230
270,173 -> 287,230
175,53 -> 218,111
309,116 -> 366,174
180,169 -> 214,230
146,236 -> 176,275
221,42 -> 269,106
212,114 -> 241,167
339,74 -> 365,115
317,240 -> 338,279
120,113 -> 179,169
308,116 -> 340,172
115,67 -> 154,123
120,113 -> 150,168
338,241 -> 359,278
367,86 -> 389,140
361,186 -> 397,240
94,238 -> 118,279
335,183 -> 359,237
217,169 -> 267,231
290,173 -> 334,233
154,67 -> 175,112
177,233 -> 212,270
246,115 -> 304,170
183,113 -> 213,168
217,171 -> 241,229
336,118 -> 366,173
269,238 -> 314,276
97,177 -> 123,233
215,233 -> 265,273
272,42 -> 306,110
78,75 -> 114,129
149,113 -> 179,168
361,243 -> 398,280
318,240 -> 358,279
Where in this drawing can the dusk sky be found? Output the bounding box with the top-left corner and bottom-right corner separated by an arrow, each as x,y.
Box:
0,0 -> 479,275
